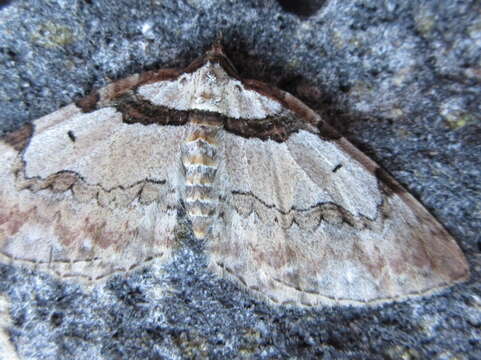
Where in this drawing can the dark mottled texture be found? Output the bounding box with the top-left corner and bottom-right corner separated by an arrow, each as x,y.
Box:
113,94 -> 307,142
75,92 -> 99,112
115,94 -> 190,126
0,0 -> 480,359
1,123 -> 32,151
223,112 -> 304,142
66,130 -> 76,142
375,167 -> 407,197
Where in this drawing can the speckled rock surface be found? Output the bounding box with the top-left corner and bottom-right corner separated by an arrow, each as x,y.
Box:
0,0 -> 480,359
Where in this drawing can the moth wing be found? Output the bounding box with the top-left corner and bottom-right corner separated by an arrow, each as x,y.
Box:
208,128 -> 469,306
0,104 -> 184,282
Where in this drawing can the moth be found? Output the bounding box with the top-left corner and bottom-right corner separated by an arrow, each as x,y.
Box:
0,44 -> 469,306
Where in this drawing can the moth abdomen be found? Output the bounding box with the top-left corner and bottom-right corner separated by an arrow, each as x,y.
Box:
182,118 -> 222,240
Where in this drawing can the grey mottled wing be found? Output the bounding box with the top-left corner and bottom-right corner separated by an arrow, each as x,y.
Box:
0,104 -> 183,282
208,129 -> 469,306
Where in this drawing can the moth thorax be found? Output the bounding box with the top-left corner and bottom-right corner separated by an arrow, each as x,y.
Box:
182,119 -> 221,239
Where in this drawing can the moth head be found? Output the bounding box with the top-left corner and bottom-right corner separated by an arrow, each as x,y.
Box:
194,62 -> 232,106
203,42 -> 240,79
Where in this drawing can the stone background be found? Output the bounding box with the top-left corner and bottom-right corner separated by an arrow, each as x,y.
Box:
0,0 -> 480,359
